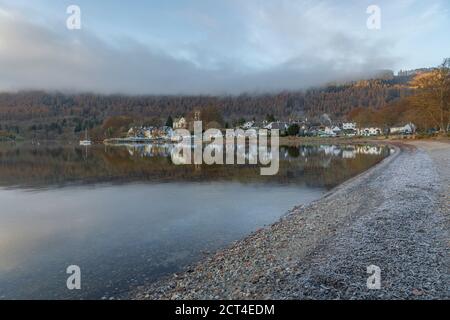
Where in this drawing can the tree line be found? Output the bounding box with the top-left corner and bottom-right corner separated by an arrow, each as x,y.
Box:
1,60 -> 448,140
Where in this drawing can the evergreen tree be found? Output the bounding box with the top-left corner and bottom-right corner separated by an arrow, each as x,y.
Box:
166,115 -> 173,128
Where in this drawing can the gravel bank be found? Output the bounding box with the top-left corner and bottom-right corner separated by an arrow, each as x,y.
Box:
133,141 -> 449,300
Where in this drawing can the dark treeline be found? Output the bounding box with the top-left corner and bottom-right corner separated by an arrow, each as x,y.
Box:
0,76 -> 412,140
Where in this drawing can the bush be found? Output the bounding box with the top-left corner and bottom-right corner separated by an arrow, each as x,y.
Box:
287,124 -> 300,136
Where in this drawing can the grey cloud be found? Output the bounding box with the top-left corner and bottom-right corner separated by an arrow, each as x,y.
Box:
0,6 -> 398,95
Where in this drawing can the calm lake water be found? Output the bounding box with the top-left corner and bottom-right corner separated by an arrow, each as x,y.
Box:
0,142 -> 389,299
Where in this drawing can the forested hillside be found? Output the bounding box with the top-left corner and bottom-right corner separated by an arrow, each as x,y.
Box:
0,75 -> 413,140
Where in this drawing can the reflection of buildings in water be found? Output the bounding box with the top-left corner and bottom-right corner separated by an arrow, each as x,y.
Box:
300,144 -> 386,168
317,145 -> 383,159
258,146 -> 274,164
342,149 -> 356,159
247,144 -> 258,163
294,146 -> 319,159
319,145 -> 342,157
235,144 -> 257,163
111,143 -> 384,167
341,146 -> 357,159
356,145 -> 382,155
124,144 -> 174,158
340,145 -> 383,158
236,145 -> 276,163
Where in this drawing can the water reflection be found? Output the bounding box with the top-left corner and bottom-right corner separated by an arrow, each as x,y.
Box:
0,143 -> 389,190
0,142 -> 389,299
119,143 -> 385,161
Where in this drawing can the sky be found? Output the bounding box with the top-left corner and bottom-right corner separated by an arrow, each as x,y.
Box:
0,0 -> 449,94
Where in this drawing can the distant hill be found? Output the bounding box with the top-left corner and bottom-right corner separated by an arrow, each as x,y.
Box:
0,71 -> 419,140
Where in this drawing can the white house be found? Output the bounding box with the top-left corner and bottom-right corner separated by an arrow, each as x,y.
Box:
390,123 -> 416,135
390,126 -> 403,134
369,128 -> 382,136
341,122 -> 358,136
264,122 -> 288,130
342,122 -> 357,130
358,127 -> 382,136
332,126 -> 342,135
173,117 -> 187,129
144,129 -> 152,138
242,121 -> 255,129
403,123 -> 416,134
319,127 -> 337,137
264,122 -> 289,136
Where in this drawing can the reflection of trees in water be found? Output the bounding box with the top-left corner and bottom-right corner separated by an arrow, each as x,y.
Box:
0,143 -> 389,190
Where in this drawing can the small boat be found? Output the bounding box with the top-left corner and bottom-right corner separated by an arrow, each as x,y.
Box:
79,129 -> 92,146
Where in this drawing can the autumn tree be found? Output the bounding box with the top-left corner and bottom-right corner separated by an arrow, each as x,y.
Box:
102,115 -> 135,138
347,107 -> 378,127
410,58 -> 450,133
199,106 -> 224,128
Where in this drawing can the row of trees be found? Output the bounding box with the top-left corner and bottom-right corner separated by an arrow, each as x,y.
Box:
0,76 -> 411,125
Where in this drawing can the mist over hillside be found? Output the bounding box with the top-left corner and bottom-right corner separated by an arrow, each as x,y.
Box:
0,70 -> 418,140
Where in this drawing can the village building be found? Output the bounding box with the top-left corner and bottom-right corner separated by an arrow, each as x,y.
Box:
341,122 -> 358,136
332,126 -> 342,135
125,125 -> 174,141
264,122 -> 289,135
342,122 -> 357,130
390,123 -> 416,135
319,127 -> 337,137
358,127 -> 382,136
173,117 -> 187,129
241,121 -> 255,130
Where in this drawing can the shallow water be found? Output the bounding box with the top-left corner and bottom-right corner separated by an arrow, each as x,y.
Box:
0,143 -> 389,299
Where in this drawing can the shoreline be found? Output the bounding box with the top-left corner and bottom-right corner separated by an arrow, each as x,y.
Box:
132,139 -> 449,300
